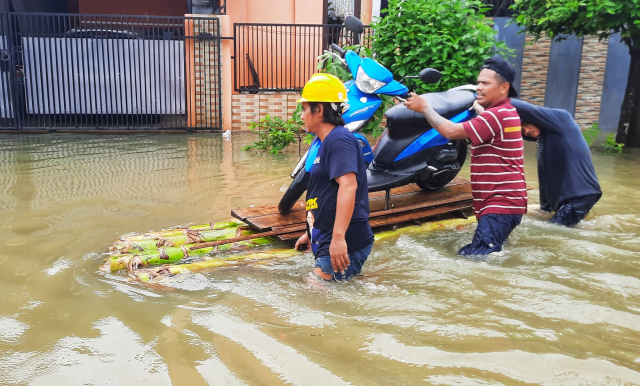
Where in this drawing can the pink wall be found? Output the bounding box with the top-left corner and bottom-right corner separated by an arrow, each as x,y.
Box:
294,0 -> 324,24
228,0 -> 323,25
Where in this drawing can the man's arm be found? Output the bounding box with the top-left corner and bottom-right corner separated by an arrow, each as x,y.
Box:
404,92 -> 469,140
330,172 -> 357,272
510,99 -> 568,134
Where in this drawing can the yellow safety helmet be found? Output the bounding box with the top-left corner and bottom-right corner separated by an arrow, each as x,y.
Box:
297,73 -> 348,103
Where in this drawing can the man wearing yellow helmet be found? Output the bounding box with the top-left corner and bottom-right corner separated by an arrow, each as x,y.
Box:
294,73 -> 374,281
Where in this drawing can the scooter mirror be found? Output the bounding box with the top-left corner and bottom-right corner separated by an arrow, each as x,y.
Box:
420,68 -> 442,84
344,16 -> 364,34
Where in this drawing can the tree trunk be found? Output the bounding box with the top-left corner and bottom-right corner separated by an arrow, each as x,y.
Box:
616,48 -> 640,146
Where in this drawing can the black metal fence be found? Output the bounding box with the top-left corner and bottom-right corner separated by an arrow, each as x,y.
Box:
234,23 -> 372,92
0,12 -> 222,130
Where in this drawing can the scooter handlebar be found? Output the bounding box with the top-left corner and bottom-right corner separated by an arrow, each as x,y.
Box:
331,43 -> 346,57
394,92 -> 411,103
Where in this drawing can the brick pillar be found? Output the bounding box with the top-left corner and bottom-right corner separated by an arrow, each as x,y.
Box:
519,36 -> 551,105
186,17 -> 222,129
574,37 -> 608,129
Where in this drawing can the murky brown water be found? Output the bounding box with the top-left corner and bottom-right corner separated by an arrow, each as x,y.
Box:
0,131 -> 639,385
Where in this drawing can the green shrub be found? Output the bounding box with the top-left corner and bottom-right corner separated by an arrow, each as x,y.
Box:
602,133 -> 624,153
371,0 -> 510,94
241,113 -> 307,155
582,123 -> 600,148
581,123 -> 624,153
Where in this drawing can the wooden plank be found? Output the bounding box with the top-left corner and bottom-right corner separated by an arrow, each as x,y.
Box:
369,201 -> 471,228
276,231 -> 306,241
244,183 -> 471,231
276,201 -> 472,242
369,183 -> 471,212
368,176 -> 468,198
231,201 -> 305,222
232,177 -> 470,222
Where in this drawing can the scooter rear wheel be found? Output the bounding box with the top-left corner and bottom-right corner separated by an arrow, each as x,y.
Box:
278,168 -> 310,214
416,140 -> 468,191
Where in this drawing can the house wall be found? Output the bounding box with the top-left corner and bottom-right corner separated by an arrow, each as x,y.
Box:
228,0 -> 324,97
227,0 -> 323,25
9,0 -> 68,12
77,0 -> 186,16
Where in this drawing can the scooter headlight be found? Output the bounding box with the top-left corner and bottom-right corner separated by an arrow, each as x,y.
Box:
355,67 -> 386,94
344,119 -> 367,132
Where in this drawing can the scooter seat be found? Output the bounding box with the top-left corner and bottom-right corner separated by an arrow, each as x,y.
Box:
386,91 -> 476,128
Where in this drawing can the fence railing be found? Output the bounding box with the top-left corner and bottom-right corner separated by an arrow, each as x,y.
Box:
234,23 -> 372,93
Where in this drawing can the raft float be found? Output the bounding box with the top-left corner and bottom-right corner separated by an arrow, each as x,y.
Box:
102,178 -> 475,283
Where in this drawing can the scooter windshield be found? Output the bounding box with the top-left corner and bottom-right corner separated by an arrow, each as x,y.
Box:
360,58 -> 394,83
376,80 -> 409,96
345,51 -> 362,79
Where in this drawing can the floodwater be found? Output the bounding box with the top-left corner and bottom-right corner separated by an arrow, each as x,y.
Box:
0,131 -> 639,386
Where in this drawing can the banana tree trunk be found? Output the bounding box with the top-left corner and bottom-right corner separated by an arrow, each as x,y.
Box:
133,248 -> 301,282
126,216 -> 478,283
120,220 -> 243,242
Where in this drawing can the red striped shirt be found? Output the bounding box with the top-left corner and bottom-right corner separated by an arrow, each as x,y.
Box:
462,98 -> 528,218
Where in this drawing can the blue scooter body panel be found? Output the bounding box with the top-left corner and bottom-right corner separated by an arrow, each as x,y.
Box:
393,109 -> 474,162
343,81 -> 382,123
354,132 -> 374,164
304,137 -> 322,172
345,51 -> 361,79
359,58 -> 394,82
375,80 -> 409,96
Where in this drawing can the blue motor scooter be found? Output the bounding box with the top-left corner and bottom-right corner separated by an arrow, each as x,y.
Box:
278,16 -> 477,214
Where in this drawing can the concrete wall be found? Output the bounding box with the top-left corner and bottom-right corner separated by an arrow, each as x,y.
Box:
598,34 -> 631,132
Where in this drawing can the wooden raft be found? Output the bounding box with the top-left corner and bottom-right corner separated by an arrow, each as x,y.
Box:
231,177 -> 473,242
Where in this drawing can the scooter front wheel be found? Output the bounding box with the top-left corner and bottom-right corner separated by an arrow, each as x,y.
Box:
278,168 -> 310,214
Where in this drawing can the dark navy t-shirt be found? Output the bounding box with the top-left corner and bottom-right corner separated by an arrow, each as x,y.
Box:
511,99 -> 601,211
305,126 -> 374,256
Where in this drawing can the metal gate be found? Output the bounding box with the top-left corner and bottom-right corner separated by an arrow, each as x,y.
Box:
0,13 -> 222,130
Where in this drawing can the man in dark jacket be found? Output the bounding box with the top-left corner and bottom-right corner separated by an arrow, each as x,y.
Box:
510,99 -> 602,226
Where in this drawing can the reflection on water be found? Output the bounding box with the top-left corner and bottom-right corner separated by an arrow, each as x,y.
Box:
0,132 -> 638,385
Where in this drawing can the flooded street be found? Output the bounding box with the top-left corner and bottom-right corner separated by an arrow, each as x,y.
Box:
0,132 -> 639,385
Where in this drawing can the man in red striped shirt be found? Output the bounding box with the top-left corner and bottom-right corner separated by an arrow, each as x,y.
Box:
404,56 -> 527,255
